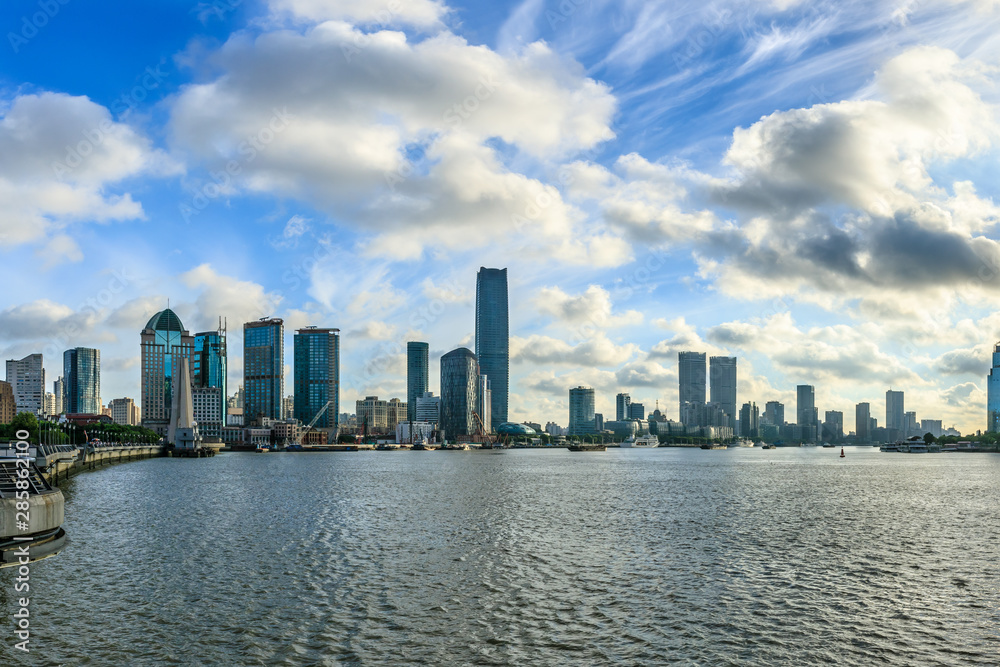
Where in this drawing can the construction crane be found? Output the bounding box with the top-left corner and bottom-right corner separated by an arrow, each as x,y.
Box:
294,400 -> 334,447
472,411 -> 499,449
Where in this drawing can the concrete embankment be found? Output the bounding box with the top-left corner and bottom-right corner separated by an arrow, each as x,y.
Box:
39,445 -> 166,485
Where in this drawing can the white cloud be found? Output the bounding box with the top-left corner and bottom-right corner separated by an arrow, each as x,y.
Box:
534,285 -> 643,328
268,0 -> 449,28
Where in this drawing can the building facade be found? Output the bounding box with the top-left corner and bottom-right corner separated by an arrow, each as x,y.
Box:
678,352 -> 707,422
856,402 -> 871,441
415,391 -> 441,424
709,356 -> 737,429
244,318 -> 284,422
5,353 -> 45,416
440,348 -> 480,439
479,375 -> 492,433
193,326 -> 227,428
764,401 -> 784,426
989,344 -> 1000,432
293,327 -> 340,429
823,410 -> 844,442
628,403 -> 645,420
796,385 -> 816,441
568,386 -> 596,436
886,390 -> 904,438
475,267 -> 508,429
407,341 -> 429,424
356,396 -> 390,432
192,387 -> 223,438
0,381 -> 15,423
141,308 -> 195,436
739,402 -> 759,438
616,392 -> 631,421
109,397 -> 141,426
63,348 -> 101,415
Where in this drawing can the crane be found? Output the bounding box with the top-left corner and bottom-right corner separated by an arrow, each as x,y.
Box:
294,400 -> 334,447
472,411 -> 499,449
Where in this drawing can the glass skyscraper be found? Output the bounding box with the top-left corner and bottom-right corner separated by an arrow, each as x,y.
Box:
796,384 -> 817,441
678,351 -> 706,420
193,325 -> 227,426
569,386 -> 596,435
293,327 -> 339,429
709,356 -> 737,429
244,318 -> 284,422
885,389 -> 904,436
63,347 -> 100,414
440,347 -> 479,439
407,341 -> 429,423
988,344 -> 1000,432
141,308 -> 195,436
475,267 -> 508,429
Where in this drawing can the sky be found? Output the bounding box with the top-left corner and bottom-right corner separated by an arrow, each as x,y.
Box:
1,0 -> 999,434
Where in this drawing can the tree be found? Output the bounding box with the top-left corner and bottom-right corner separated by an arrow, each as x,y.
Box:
924,433 -> 937,444
10,412 -> 38,435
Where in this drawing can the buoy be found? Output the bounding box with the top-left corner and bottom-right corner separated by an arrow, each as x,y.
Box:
840,447 -> 845,458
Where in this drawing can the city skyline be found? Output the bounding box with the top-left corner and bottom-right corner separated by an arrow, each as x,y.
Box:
1,1 -> 998,435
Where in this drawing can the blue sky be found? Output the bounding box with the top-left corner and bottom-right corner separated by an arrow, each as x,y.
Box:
2,0 -> 1000,433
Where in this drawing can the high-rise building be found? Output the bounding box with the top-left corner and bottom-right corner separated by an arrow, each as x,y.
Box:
989,343 -> 1000,432
5,353 -> 45,416
856,402 -> 871,441
739,402 -> 759,438
293,327 -> 340,429
407,342 -> 429,423
628,403 -> 645,420
142,308 -> 195,436
709,356 -> 737,428
479,375 -> 492,432
904,411 -> 917,437
921,419 -> 943,437
357,396 -> 390,432
53,376 -> 64,415
43,392 -> 56,417
616,392 -> 631,421
568,386 -> 596,436
764,401 -> 785,426
244,318 -> 284,422
415,391 -> 441,425
475,267 -> 508,430
192,387 -> 223,437
63,348 -> 100,414
109,397 -> 141,426
440,347 -> 480,439
388,398 -> 407,429
796,385 -> 816,441
193,324 -> 227,428
678,352 -> 707,422
886,390 -> 904,437
823,410 -> 844,442
0,381 -> 15,423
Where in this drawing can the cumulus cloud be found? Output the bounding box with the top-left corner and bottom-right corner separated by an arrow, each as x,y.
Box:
179,264 -> 284,331
268,0 -> 449,28
534,285 -> 643,329
511,333 -> 639,367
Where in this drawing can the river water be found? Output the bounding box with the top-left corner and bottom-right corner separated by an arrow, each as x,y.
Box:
3,446 -> 999,665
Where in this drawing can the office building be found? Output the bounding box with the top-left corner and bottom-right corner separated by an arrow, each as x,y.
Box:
709,356 -> 737,428
293,327 -> 340,429
0,381 -> 15,423
823,410 -> 844,442
407,342 -> 429,423
475,267 -> 508,429
63,348 -> 101,414
415,391 -> 441,425
921,419 -> 943,437
904,411 -> 918,437
193,324 -> 227,427
440,347 -> 480,438
43,392 -> 56,417
356,396 -> 390,432
5,353 -> 45,416
244,318 -> 284,422
388,398 -> 407,429
53,376 -> 64,415
109,397 -> 141,426
739,402 -> 759,438
989,343 -> 1000,432
856,402 -> 871,441
678,352 -> 707,422
628,403 -> 645,420
886,390 -> 904,438
796,385 -> 816,441
568,386 -> 596,436
141,308 -> 195,436
479,375 -> 492,433
764,401 -> 784,426
616,393 -> 631,421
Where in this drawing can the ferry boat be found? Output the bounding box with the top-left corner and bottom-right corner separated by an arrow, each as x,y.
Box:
621,434 -> 659,448
568,443 -> 606,452
761,444 -> 776,449
700,443 -> 728,450
731,439 -> 754,447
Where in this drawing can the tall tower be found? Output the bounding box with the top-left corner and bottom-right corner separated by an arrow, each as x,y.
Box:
709,356 -> 737,428
885,389 -> 904,437
293,327 -> 340,429
856,402 -> 871,441
678,351 -> 706,421
141,308 -> 194,436
988,343 -> 1000,432
244,318 -> 284,422
569,386 -> 596,435
407,342 -> 429,423
63,348 -> 100,414
796,385 -> 816,440
440,347 -> 480,439
475,267 -> 508,429
616,392 -> 631,421
193,320 -> 227,428
5,353 -> 45,416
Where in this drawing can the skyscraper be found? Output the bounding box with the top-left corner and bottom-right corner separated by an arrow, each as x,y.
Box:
193,323 -> 227,429
856,402 -> 871,441
739,402 -> 759,438
293,327 -> 340,429
63,348 -> 100,414
440,347 -> 480,439
244,318 -> 284,422
479,375 -> 492,432
141,308 -> 195,435
5,353 -> 44,416
678,351 -> 707,420
989,343 -> 1000,432
823,410 -> 844,442
796,385 -> 816,441
407,342 -> 429,423
616,392 -> 631,421
53,376 -> 64,415
475,267 -> 508,430
764,401 -> 785,426
886,389 -> 904,437
0,381 -> 15,423
628,403 -> 645,420
709,356 -> 737,428
568,386 -> 596,436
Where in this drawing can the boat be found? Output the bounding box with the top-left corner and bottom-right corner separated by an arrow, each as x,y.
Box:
699,444 -> 727,450
375,443 -> 400,451
567,443 -> 606,452
441,443 -> 470,451
761,444 -> 776,449
821,442 -> 836,448
621,434 -> 659,448
255,446 -> 270,452
728,438 -> 754,448
754,441 -> 766,448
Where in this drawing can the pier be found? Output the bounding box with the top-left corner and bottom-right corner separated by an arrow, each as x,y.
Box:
1,442 -> 167,486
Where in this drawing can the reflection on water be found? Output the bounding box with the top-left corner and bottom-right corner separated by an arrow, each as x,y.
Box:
3,447 -> 999,665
